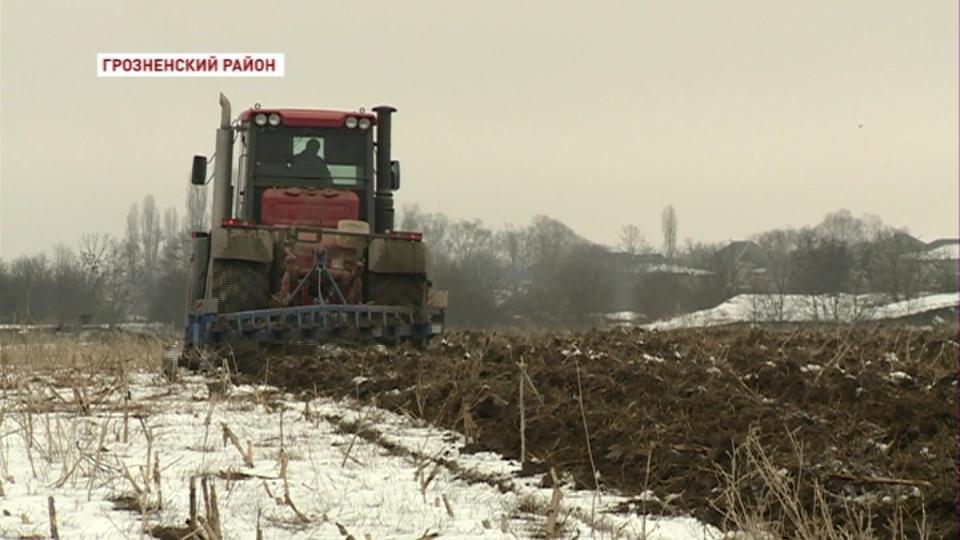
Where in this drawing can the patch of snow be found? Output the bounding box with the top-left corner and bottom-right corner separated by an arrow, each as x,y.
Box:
888,371 -> 914,383
0,375 -> 723,540
605,311 -> 644,322
868,293 -> 958,320
645,293 -> 958,330
643,353 -> 665,363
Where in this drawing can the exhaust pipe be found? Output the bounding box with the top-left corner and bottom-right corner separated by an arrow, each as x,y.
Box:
211,93 -> 234,228
373,105 -> 396,234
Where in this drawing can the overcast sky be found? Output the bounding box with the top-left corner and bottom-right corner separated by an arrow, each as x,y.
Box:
1,1 -> 956,259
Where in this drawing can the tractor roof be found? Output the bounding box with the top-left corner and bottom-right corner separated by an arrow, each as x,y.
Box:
238,108 -> 377,128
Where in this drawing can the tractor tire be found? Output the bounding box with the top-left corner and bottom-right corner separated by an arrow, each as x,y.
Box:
211,259 -> 270,313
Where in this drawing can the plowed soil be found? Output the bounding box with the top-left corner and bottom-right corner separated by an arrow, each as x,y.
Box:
236,325 -> 957,538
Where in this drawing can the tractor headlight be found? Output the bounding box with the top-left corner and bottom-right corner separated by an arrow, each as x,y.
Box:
267,113 -> 281,126
254,113 -> 268,126
344,116 -> 358,129
358,117 -> 371,130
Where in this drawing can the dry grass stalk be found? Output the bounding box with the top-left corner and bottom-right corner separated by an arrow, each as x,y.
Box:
54,417 -> 100,489
573,357 -> 601,531
47,495 -> 59,540
415,357 -> 426,418
544,468 -> 564,539
460,399 -> 478,445
71,385 -> 89,415
120,360 -> 131,444
153,452 -> 162,510
120,462 -> 144,497
813,325 -> 858,385
339,427 -> 362,468
522,368 -> 544,405
441,494 -> 455,518
335,521 -> 357,538
86,418 -> 110,499
518,354 -> 526,464
714,429 -> 930,540
340,405 -> 375,468
208,479 -> 221,538
828,472 -> 933,488
201,475 -> 222,539
278,448 -> 309,522
188,476 -> 197,531
302,400 -> 313,422
221,422 -> 254,467
419,463 -> 441,501
261,478 -> 276,501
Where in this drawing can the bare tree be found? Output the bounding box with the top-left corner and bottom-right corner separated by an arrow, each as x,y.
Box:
7,255 -> 49,322
124,202 -> 141,277
163,207 -> 180,240
791,228 -> 854,321
661,205 -> 677,260
619,224 -> 652,255
78,234 -> 132,323
140,195 -> 162,274
816,209 -> 865,244
861,227 -> 923,302
497,223 -> 531,289
526,215 -> 581,264
77,233 -> 113,278
121,203 -> 145,319
400,203 -> 451,255
448,219 -> 493,262
753,228 -> 798,321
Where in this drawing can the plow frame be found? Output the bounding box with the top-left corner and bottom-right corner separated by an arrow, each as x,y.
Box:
184,303 -> 443,349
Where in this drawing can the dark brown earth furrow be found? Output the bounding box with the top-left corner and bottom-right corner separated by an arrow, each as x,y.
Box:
235,325 -> 957,538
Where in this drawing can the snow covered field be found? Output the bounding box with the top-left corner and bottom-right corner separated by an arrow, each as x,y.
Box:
0,371 -> 721,539
643,293 -> 957,330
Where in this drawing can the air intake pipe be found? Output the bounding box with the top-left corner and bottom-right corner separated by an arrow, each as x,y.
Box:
211,93 -> 234,228
373,105 -> 396,234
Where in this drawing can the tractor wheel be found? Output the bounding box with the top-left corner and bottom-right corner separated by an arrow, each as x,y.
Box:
211,259 -> 270,313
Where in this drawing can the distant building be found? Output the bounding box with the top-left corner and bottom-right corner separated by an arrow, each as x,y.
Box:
715,240 -> 768,268
889,232 -> 928,252
905,238 -> 959,290
917,238 -> 960,261
714,240 -> 773,293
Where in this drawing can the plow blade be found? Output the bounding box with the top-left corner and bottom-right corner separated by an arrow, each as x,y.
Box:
183,303 -> 442,351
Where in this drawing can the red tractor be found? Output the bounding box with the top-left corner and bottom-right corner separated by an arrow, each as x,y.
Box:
180,94 -> 445,365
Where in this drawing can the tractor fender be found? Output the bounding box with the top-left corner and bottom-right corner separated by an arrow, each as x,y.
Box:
368,238 -> 427,274
210,227 -> 273,263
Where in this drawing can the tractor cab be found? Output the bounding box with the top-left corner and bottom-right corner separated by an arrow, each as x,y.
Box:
234,109 -> 380,227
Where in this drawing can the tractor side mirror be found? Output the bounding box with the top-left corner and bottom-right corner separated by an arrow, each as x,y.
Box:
390,160 -> 401,190
190,155 -> 207,185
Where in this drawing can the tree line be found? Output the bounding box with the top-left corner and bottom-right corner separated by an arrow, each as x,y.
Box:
0,187 -> 207,326
0,196 -> 952,328
405,207 -> 955,325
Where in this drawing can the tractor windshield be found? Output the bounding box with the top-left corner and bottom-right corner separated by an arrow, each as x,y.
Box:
254,128 -> 370,186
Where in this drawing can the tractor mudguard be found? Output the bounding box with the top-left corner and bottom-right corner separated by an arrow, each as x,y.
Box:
368,238 -> 427,274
